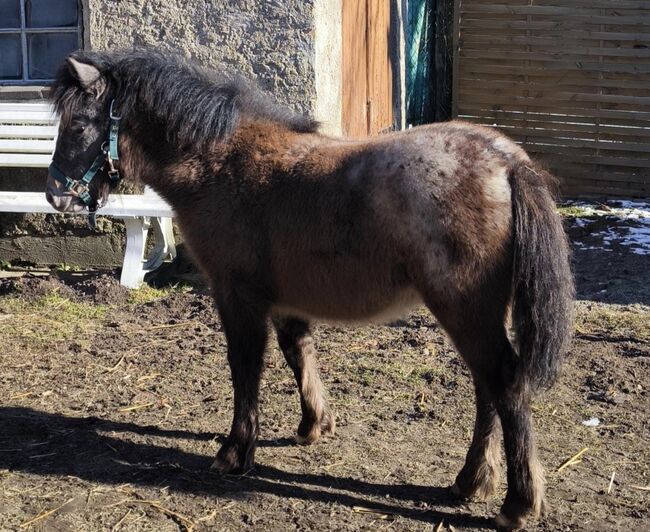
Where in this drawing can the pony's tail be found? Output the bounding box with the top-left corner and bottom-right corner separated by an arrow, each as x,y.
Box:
509,162 -> 574,392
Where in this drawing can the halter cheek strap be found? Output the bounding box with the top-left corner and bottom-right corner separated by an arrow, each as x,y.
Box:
49,99 -> 122,210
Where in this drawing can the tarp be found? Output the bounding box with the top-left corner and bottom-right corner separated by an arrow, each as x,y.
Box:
406,0 -> 435,126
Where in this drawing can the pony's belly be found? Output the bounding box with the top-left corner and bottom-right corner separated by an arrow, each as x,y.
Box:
272,286 -> 422,324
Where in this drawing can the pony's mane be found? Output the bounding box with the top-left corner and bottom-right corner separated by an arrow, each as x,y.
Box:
50,49 -> 318,148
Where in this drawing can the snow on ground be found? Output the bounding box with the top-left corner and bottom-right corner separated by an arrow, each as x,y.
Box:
563,200 -> 650,256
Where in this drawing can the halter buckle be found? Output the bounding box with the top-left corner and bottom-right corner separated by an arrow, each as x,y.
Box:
109,99 -> 121,121
69,180 -> 90,197
107,168 -> 120,184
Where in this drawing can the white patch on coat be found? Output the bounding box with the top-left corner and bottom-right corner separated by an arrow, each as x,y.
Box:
484,165 -> 512,205
492,136 -> 530,161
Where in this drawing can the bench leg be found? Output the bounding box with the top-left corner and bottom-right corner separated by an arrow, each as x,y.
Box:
120,217 -> 150,289
143,217 -> 177,271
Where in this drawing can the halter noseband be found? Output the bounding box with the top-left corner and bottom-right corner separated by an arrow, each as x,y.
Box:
48,99 -> 122,214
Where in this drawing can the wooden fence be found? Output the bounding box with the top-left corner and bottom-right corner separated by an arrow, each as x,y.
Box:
453,0 -> 650,198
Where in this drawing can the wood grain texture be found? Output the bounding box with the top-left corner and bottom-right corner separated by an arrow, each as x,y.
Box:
455,0 -> 650,196
341,0 -> 393,138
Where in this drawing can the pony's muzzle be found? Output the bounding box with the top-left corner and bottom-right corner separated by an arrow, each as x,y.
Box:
45,174 -> 87,213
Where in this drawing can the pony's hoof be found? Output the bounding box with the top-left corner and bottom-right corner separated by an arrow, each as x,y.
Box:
494,512 -> 527,531
450,482 -> 465,498
296,411 -> 335,445
210,445 -> 251,474
295,425 -> 321,445
450,477 -> 498,502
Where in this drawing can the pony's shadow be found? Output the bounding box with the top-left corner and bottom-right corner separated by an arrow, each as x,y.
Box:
0,406 -> 493,529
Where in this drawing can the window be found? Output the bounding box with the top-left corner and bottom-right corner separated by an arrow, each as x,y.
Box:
0,0 -> 82,84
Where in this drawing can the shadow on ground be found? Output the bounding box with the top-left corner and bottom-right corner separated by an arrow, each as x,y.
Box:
0,406 -> 492,530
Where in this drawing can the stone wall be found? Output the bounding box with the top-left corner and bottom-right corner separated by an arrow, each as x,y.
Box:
86,0 -> 317,114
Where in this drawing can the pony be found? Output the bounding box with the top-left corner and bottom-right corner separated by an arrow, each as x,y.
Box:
45,49 -> 574,530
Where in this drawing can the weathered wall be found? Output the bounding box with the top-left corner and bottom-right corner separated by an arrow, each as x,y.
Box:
314,0 -> 342,135
86,0 -> 317,114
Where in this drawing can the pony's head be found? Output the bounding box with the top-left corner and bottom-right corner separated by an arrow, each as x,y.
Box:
46,53 -> 118,214
46,48 -> 320,216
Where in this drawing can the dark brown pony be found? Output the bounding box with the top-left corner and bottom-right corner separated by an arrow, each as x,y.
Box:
45,50 -> 574,530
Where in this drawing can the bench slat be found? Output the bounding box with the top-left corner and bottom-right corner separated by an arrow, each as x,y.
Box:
0,110 -> 57,124
0,153 -> 51,167
0,102 -> 53,113
0,139 -> 55,154
0,191 -> 175,218
0,125 -> 58,139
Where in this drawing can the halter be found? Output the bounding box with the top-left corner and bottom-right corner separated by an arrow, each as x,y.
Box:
48,99 -> 122,214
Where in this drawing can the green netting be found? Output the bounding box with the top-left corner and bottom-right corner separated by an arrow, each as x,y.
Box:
406,0 -> 435,126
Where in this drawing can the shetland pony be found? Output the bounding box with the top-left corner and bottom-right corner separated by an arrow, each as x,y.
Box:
46,50 -> 573,530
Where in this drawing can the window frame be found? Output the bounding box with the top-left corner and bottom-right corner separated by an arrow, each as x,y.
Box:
0,0 -> 83,85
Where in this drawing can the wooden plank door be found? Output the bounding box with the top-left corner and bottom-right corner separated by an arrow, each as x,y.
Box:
342,0 -> 393,137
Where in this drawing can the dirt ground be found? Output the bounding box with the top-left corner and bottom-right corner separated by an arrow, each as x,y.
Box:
0,213 -> 648,531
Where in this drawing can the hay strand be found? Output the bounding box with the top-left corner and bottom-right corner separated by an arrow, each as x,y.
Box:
19,497 -> 75,528
118,402 -> 155,413
352,506 -> 392,520
557,447 -> 589,472
607,471 -> 616,494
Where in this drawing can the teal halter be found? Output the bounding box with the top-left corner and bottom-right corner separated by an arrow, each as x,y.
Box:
49,99 -> 121,210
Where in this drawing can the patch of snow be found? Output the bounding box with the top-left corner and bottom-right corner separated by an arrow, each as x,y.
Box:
564,200 -> 650,255
582,417 -> 601,427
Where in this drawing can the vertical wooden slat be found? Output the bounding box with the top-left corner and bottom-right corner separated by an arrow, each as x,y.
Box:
366,0 -> 393,135
342,0 -> 368,137
451,0 -> 461,118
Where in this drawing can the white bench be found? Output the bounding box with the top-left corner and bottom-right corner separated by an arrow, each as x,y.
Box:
0,101 -> 176,288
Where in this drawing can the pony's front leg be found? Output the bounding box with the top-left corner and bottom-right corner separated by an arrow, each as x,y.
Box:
273,316 -> 335,444
211,293 -> 269,474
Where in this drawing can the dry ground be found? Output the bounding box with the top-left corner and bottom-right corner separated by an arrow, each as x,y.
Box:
0,216 -> 648,531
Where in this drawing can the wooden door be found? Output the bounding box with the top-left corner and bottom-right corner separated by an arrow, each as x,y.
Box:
342,0 -> 393,137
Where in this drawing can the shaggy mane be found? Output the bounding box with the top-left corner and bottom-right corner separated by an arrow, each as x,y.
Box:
50,48 -> 318,149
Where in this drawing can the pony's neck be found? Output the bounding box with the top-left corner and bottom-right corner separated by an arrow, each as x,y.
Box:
117,114 -> 315,205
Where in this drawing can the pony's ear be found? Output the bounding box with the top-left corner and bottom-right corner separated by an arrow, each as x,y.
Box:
66,57 -> 106,97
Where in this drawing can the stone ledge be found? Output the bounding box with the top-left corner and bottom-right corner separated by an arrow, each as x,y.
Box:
0,86 -> 50,101
0,234 -> 125,268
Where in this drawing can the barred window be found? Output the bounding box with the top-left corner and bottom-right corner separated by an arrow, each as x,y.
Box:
0,0 -> 82,84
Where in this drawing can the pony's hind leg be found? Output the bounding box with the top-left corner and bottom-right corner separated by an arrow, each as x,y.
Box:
451,383 -> 501,501
211,289 -> 269,474
459,327 -> 544,529
427,296 -> 544,530
273,316 -> 335,444
494,382 -> 546,530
